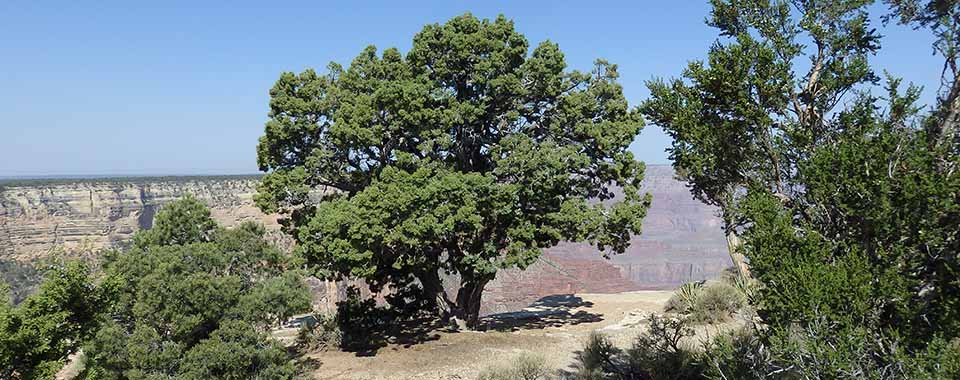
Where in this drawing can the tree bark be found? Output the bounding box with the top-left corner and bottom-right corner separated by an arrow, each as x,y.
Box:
726,229 -> 751,278
454,279 -> 488,329
936,83 -> 960,148
417,269 -> 454,320
416,270 -> 489,330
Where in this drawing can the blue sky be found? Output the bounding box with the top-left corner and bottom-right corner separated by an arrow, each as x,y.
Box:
0,1 -> 942,176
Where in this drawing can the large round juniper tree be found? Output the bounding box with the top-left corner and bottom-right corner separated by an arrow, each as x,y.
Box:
255,14 -> 650,328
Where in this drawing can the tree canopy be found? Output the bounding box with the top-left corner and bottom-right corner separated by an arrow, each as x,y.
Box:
255,13 -> 650,327
643,0 -> 960,377
0,262 -> 106,380
80,198 -> 311,380
641,0 -> 883,277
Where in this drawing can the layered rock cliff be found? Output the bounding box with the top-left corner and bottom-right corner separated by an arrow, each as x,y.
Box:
0,167 -> 730,313
480,165 -> 730,313
0,176 -> 277,260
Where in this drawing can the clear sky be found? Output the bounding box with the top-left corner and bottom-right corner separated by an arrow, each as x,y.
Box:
0,1 -> 942,176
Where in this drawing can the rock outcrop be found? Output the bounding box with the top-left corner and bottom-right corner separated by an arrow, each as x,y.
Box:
0,176 -> 277,260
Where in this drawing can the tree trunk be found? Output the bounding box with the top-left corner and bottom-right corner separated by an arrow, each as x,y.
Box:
935,77 -> 960,148
416,270 -> 489,330
418,269 -> 454,319
726,229 -> 751,278
454,279 -> 488,329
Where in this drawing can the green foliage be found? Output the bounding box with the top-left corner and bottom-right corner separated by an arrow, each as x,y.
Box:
295,313 -> 342,351
132,194 -> 217,248
179,320 -> 296,380
644,0 -> 960,377
80,198 -> 311,380
688,283 -> 744,324
477,353 -> 552,380
797,86 -> 960,344
764,318 -> 960,380
569,332 -> 622,380
642,0 -> 880,214
624,316 -> 703,380
702,327 -> 772,380
641,0 -> 883,277
570,317 -> 703,380
0,262 -> 106,380
740,191 -> 877,331
884,0 -> 960,147
255,13 -> 650,327
666,280 -> 745,324
665,281 -> 704,315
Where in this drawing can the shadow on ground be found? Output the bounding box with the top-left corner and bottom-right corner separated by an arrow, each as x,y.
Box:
341,316 -> 445,357
336,294 -> 602,356
480,294 -> 604,331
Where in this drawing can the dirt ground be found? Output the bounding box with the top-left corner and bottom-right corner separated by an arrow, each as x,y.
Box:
303,291 -> 679,380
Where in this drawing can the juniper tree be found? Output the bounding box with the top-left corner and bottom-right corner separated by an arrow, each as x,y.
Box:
81,198 -> 310,379
0,262 -> 105,380
641,0 -> 882,277
644,0 -> 960,374
255,13 -> 650,328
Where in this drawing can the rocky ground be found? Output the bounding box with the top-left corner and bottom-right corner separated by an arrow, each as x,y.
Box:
298,291 -> 724,380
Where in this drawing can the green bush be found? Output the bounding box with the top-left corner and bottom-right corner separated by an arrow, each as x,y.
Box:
625,316 -> 703,380
702,327 -> 771,380
689,283 -> 745,324
79,199 -> 311,380
477,353 -> 553,380
666,281 -> 745,324
570,332 -> 622,380
569,316 -> 704,380
296,313 -> 342,351
665,281 -> 703,314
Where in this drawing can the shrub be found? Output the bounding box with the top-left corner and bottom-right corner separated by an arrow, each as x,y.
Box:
295,313 -> 342,351
477,353 -> 553,380
702,327 -> 772,380
688,283 -> 745,324
667,281 -> 745,324
665,281 -> 704,314
624,316 -> 703,380
570,332 -> 622,379
569,316 -> 704,380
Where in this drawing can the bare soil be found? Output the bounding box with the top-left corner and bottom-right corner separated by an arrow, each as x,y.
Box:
302,291 -> 677,380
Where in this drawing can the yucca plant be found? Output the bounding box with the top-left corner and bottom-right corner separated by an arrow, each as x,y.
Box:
666,281 -> 705,314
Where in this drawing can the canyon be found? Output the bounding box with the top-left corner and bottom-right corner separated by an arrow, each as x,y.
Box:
0,166 -> 730,313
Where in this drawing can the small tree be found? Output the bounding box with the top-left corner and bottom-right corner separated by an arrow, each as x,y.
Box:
255,13 -> 650,328
81,198 -> 310,379
0,262 -> 106,380
643,0 -> 960,376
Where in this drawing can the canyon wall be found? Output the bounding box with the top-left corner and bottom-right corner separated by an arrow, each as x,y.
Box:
0,176 -> 277,261
0,167 -> 730,313
480,165 -> 731,313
